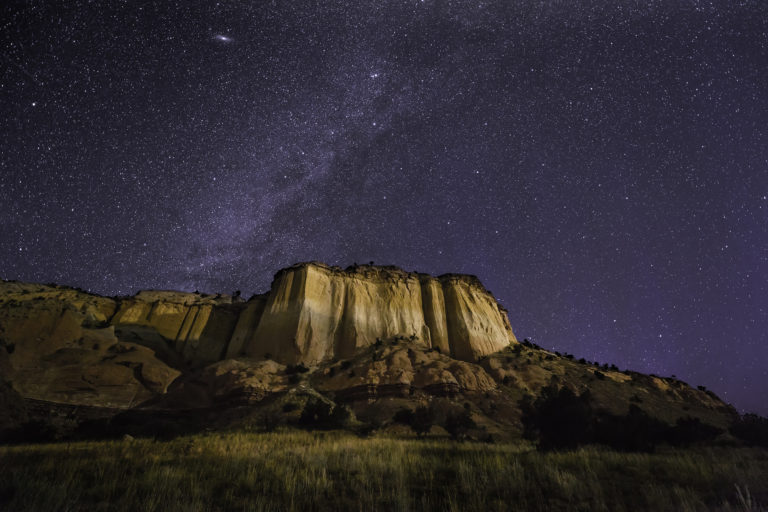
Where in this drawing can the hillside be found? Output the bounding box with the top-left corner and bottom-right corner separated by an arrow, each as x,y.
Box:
0,263 -> 736,442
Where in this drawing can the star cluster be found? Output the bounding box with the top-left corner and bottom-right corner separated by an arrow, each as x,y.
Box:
1,1 -> 766,413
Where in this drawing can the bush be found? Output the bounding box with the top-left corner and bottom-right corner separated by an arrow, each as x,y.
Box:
299,399 -> 333,427
520,386 -> 723,452
731,414 -> 768,447
444,411 -> 476,441
299,399 -> 353,429
593,405 -> 667,452
393,408 -> 414,425
393,406 -> 434,437
520,386 -> 593,451
667,417 -> 722,447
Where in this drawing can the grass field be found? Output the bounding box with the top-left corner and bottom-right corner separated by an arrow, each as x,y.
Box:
1,430 -> 767,511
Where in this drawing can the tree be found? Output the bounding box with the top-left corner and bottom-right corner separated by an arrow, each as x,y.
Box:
731,414 -> 768,447
299,399 -> 333,427
520,385 -> 594,451
444,410 -> 476,441
393,406 -> 434,437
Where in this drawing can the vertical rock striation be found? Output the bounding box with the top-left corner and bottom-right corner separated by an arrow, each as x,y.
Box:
0,261 -> 518,404
240,262 -> 516,364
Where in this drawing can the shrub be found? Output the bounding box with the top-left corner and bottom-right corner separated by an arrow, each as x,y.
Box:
520,386 -> 721,452
329,405 -> 353,428
731,414 -> 768,447
593,405 -> 667,452
667,417 -> 722,447
393,408 -> 414,425
393,406 -> 434,437
299,399 -> 352,429
299,399 -> 333,427
520,385 -> 593,451
444,411 -> 476,441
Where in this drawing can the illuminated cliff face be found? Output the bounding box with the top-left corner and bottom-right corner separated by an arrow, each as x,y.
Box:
0,263 -> 517,406
238,263 -> 517,365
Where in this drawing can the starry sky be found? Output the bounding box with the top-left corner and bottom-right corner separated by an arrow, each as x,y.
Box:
2,1 -> 767,414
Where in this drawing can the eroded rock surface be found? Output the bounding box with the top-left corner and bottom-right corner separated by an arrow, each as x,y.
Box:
0,263 -> 517,407
243,263 -> 517,364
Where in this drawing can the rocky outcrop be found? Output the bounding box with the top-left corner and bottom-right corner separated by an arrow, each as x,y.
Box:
0,263 -> 517,407
314,340 -> 498,397
111,290 -> 245,366
1,264 -> 517,374
0,282 -> 181,407
242,263 -> 517,364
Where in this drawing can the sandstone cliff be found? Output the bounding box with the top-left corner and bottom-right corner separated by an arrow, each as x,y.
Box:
0,263 -> 516,407
241,263 -> 517,365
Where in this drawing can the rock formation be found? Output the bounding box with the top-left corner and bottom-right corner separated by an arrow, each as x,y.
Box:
0,262 -> 516,407
240,263 -> 517,365
0,262 -> 737,442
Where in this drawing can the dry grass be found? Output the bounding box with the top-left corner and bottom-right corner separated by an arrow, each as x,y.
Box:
1,430 -> 767,511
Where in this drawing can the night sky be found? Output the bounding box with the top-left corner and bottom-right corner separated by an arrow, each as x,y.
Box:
2,1 -> 766,414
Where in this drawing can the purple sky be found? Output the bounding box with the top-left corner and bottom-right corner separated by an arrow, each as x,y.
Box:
2,1 -> 766,414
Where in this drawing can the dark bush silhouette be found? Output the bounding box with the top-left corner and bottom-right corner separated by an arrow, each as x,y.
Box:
731,414 -> 768,447
1,420 -> 60,444
593,405 -> 667,452
299,399 -> 352,429
444,410 -> 476,441
299,399 -> 333,426
393,408 -> 414,425
393,406 -> 434,437
667,417 -> 722,447
521,386 -> 723,452
329,404 -> 353,427
520,385 -> 594,451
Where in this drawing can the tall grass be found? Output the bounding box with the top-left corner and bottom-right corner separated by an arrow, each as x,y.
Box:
1,431 -> 766,511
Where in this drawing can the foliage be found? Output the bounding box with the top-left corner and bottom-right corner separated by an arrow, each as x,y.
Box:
299,399 -> 353,429
731,413 -> 768,447
393,406 -> 435,437
444,410 -> 476,441
521,385 -> 724,452
520,386 -> 594,451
